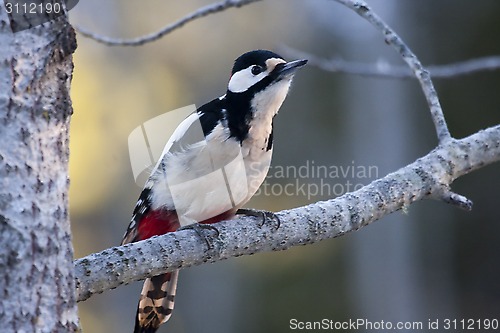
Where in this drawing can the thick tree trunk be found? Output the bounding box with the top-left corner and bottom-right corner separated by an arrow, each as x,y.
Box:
0,8 -> 79,333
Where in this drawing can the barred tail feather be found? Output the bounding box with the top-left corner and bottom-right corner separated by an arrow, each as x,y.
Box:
133,270 -> 180,333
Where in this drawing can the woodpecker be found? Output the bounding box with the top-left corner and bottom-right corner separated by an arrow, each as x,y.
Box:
121,50 -> 307,333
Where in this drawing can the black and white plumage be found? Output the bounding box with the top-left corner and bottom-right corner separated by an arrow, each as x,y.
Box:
121,50 -> 307,333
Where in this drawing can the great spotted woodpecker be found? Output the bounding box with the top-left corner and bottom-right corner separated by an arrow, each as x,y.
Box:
121,50 -> 307,333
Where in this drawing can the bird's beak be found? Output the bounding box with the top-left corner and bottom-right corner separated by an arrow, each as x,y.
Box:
274,59 -> 308,78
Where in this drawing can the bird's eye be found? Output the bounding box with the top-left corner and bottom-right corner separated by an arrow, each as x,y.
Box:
251,65 -> 263,75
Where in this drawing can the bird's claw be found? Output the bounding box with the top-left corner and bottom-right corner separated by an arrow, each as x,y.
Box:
236,208 -> 280,230
178,223 -> 219,249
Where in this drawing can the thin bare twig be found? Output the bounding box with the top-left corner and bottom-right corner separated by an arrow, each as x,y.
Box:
281,47 -> 500,79
76,1 -> 500,80
74,0 -> 262,46
333,0 -> 451,144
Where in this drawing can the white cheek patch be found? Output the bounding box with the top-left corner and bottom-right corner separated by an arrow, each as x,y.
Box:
228,58 -> 287,93
228,66 -> 267,93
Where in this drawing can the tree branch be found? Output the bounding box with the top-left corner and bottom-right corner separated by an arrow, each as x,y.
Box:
74,125 -> 500,302
74,0 -> 262,46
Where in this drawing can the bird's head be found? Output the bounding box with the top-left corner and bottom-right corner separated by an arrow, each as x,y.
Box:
227,50 -> 307,94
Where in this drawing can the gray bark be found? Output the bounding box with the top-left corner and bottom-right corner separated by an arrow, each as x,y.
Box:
0,8 -> 79,333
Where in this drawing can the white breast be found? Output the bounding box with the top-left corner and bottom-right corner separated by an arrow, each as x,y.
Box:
150,122 -> 271,227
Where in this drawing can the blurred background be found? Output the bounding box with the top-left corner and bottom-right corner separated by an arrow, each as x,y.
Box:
68,1 -> 500,332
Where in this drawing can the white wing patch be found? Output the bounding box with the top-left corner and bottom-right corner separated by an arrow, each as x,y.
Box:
153,112 -> 201,170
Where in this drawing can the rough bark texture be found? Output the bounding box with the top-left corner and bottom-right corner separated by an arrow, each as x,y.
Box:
0,9 -> 79,333
75,125 -> 500,302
